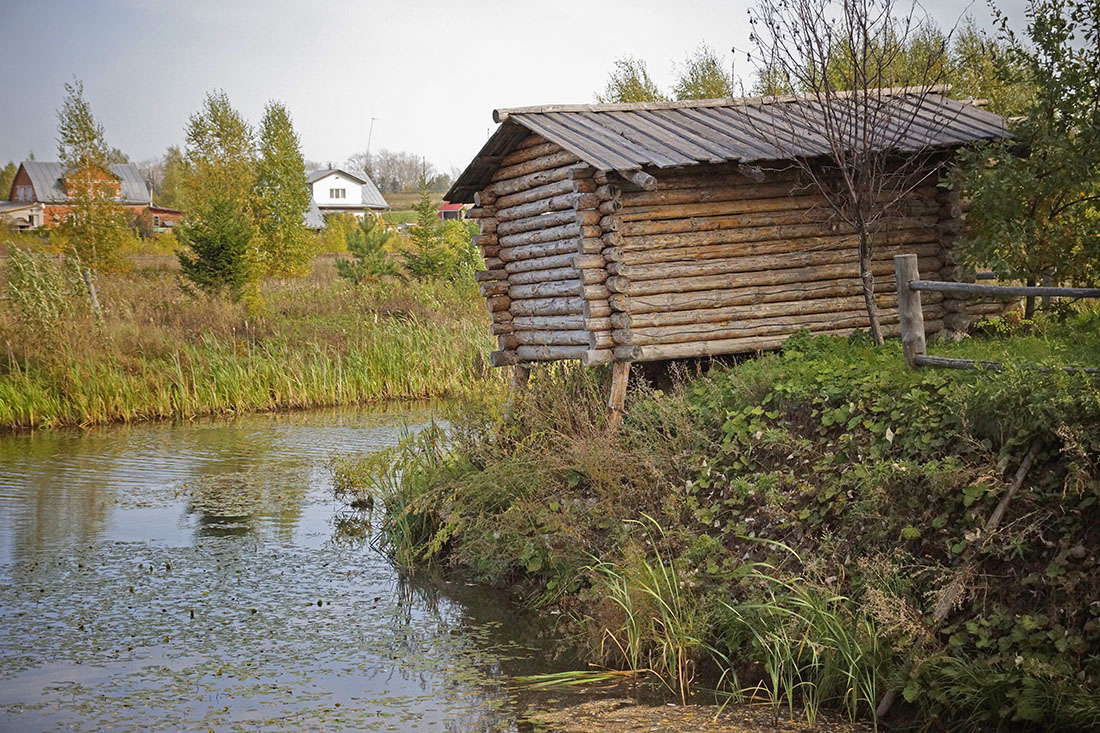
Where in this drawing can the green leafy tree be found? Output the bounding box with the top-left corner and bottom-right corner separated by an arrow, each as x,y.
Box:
443,219 -> 481,279
176,195 -> 255,300
401,181 -> 452,280
158,146 -> 186,209
254,101 -> 313,277
182,90 -> 256,212
949,19 -> 1034,117
596,57 -> 667,103
0,161 -> 16,199
55,78 -> 130,317
335,214 -> 403,285
951,0 -> 1100,317
672,44 -> 734,99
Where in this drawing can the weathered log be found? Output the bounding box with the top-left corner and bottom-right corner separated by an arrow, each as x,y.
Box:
611,291 -> 944,329
497,209 -> 600,237
481,245 -> 501,259
509,296 -> 584,317
486,295 -> 511,312
610,229 -> 937,266
595,184 -> 621,201
589,331 -> 615,350
478,218 -> 497,234
473,190 -> 496,207
616,257 -> 942,298
621,180 -> 806,208
490,322 -> 515,335
614,320 -> 942,362
499,222 -> 601,249
505,253 -> 576,274
473,234 -> 498,247
483,257 -> 503,270
509,280 -> 582,300
474,269 -> 508,282
581,284 -> 610,301
501,141 -> 563,167
583,300 -> 611,319
599,200 -> 623,215
513,315 -> 586,331
613,307 -> 944,346
515,330 -> 591,346
466,207 -> 492,219
573,254 -> 606,270
618,192 -> 939,223
488,164 -> 585,198
497,334 -> 518,351
479,281 -> 509,297
581,349 -> 614,366
516,344 -> 589,361
619,169 -> 658,191
508,267 -> 577,286
615,242 -> 941,282
622,217 -> 940,251
497,193 -> 601,223
585,317 -> 611,331
491,150 -> 581,183
498,238 -> 580,263
605,276 -> 630,294
599,215 -> 621,232
490,309 -> 512,323
494,178 -> 596,210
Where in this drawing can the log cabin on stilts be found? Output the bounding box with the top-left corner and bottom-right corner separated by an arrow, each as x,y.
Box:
445,89 -> 1010,418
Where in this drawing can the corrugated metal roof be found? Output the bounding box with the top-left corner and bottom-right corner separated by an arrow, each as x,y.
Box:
307,168 -> 389,209
303,198 -> 325,229
20,161 -> 152,204
447,89 -> 1008,202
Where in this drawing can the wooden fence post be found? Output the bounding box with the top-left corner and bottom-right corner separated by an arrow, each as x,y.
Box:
608,361 -> 630,426
895,254 -> 926,369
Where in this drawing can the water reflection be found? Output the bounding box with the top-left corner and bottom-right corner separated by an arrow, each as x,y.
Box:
0,405 -> 572,731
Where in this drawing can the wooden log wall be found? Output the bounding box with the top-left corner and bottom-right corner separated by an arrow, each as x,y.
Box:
936,188 -> 1013,332
606,163 -> 951,362
472,134 -> 607,366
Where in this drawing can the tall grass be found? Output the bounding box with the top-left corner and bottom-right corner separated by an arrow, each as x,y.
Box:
0,254 -> 501,429
588,515 -> 710,705
719,566 -> 892,729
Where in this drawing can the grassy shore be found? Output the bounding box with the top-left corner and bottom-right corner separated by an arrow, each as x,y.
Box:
0,254 -> 498,430
335,313 -> 1100,731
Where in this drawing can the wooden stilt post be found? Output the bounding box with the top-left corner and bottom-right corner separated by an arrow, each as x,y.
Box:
504,364 -> 530,421
895,254 -> 926,369
608,361 -> 630,426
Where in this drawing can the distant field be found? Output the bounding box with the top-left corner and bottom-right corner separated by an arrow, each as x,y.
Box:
383,192 -> 444,213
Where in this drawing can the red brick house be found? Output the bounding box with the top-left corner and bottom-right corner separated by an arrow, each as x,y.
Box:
1,161 -> 182,232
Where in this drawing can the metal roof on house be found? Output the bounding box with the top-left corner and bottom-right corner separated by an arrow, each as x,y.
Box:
303,197 -> 325,229
20,161 -> 152,204
447,88 -> 1008,202
307,168 -> 389,209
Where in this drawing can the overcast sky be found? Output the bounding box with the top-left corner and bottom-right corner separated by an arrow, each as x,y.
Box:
0,0 -> 1025,176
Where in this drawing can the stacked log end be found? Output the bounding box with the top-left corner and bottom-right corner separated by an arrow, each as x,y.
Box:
936,188 -> 1013,334
478,134 -> 605,364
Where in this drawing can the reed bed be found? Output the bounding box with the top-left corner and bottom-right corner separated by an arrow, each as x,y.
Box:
0,254 -> 500,429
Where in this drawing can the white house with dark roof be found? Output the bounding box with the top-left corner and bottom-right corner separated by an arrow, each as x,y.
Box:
306,168 -> 388,221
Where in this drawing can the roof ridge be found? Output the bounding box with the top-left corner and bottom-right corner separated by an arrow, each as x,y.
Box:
493,85 -> 953,123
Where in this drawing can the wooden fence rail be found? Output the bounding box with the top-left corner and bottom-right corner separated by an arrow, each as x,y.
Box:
894,253 -> 1100,372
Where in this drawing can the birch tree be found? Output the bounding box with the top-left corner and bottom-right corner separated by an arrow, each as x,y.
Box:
746,0 -> 953,344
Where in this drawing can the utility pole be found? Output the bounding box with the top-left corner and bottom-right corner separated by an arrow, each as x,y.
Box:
366,117 -> 378,159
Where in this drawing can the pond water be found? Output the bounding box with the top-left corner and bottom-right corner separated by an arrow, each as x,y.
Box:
0,406 -> 573,731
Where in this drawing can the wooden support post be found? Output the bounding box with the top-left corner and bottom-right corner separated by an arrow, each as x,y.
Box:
608,361 -> 630,425
504,364 -> 531,422
895,254 -> 926,369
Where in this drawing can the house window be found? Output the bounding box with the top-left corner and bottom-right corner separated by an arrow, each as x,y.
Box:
329,188 -> 346,199
153,215 -> 161,227
15,185 -> 32,202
